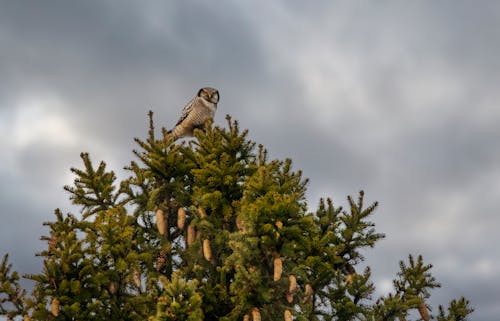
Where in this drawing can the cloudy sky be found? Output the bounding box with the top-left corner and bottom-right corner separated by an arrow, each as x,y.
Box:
1,1 -> 499,319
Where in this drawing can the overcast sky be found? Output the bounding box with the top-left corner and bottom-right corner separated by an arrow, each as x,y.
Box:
1,1 -> 499,319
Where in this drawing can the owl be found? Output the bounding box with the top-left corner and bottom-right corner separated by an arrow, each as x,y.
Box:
168,87 -> 219,140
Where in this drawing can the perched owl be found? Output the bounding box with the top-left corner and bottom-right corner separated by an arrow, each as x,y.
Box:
168,87 -> 219,140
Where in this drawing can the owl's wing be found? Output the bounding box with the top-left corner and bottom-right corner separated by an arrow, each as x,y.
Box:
175,97 -> 196,126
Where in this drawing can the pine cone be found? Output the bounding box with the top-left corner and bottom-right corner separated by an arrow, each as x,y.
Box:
51,297 -> 60,316
177,208 -> 186,230
288,275 -> 297,293
284,309 -> 292,321
198,206 -> 207,218
23,315 -> 31,321
187,223 -> 195,246
286,275 -> 297,303
156,208 -> 166,235
156,251 -> 167,272
109,281 -> 117,294
303,283 -> 313,303
273,254 -> 282,281
203,239 -> 212,261
50,276 -> 57,290
251,308 -> 261,321
418,300 -> 430,321
236,217 -> 244,231
133,269 -> 141,289
243,313 -> 250,321
48,235 -> 57,252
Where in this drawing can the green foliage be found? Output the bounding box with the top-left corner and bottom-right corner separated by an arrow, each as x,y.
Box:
371,293 -> 408,321
437,297 -> 474,321
0,113 -> 474,321
0,254 -> 27,320
149,272 -> 203,321
394,254 -> 441,301
371,255 -> 443,321
64,152 -> 127,219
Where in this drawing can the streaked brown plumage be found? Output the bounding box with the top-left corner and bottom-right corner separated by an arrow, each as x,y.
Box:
168,87 -> 219,140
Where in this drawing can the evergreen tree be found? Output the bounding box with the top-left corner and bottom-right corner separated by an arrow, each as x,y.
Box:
0,113 -> 474,321
0,254 -> 27,320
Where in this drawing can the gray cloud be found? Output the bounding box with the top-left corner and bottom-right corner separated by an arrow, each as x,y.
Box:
1,1 -> 499,319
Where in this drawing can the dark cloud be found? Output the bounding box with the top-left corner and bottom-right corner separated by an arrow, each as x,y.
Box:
0,0 -> 269,153
1,1 -> 499,319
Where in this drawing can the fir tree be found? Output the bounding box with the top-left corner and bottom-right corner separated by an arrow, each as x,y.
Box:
0,254 -> 27,320
0,113 -> 474,321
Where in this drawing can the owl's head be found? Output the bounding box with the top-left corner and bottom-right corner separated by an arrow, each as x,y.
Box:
198,87 -> 219,104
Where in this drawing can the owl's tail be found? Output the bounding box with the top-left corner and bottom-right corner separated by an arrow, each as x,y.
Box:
166,126 -> 182,141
